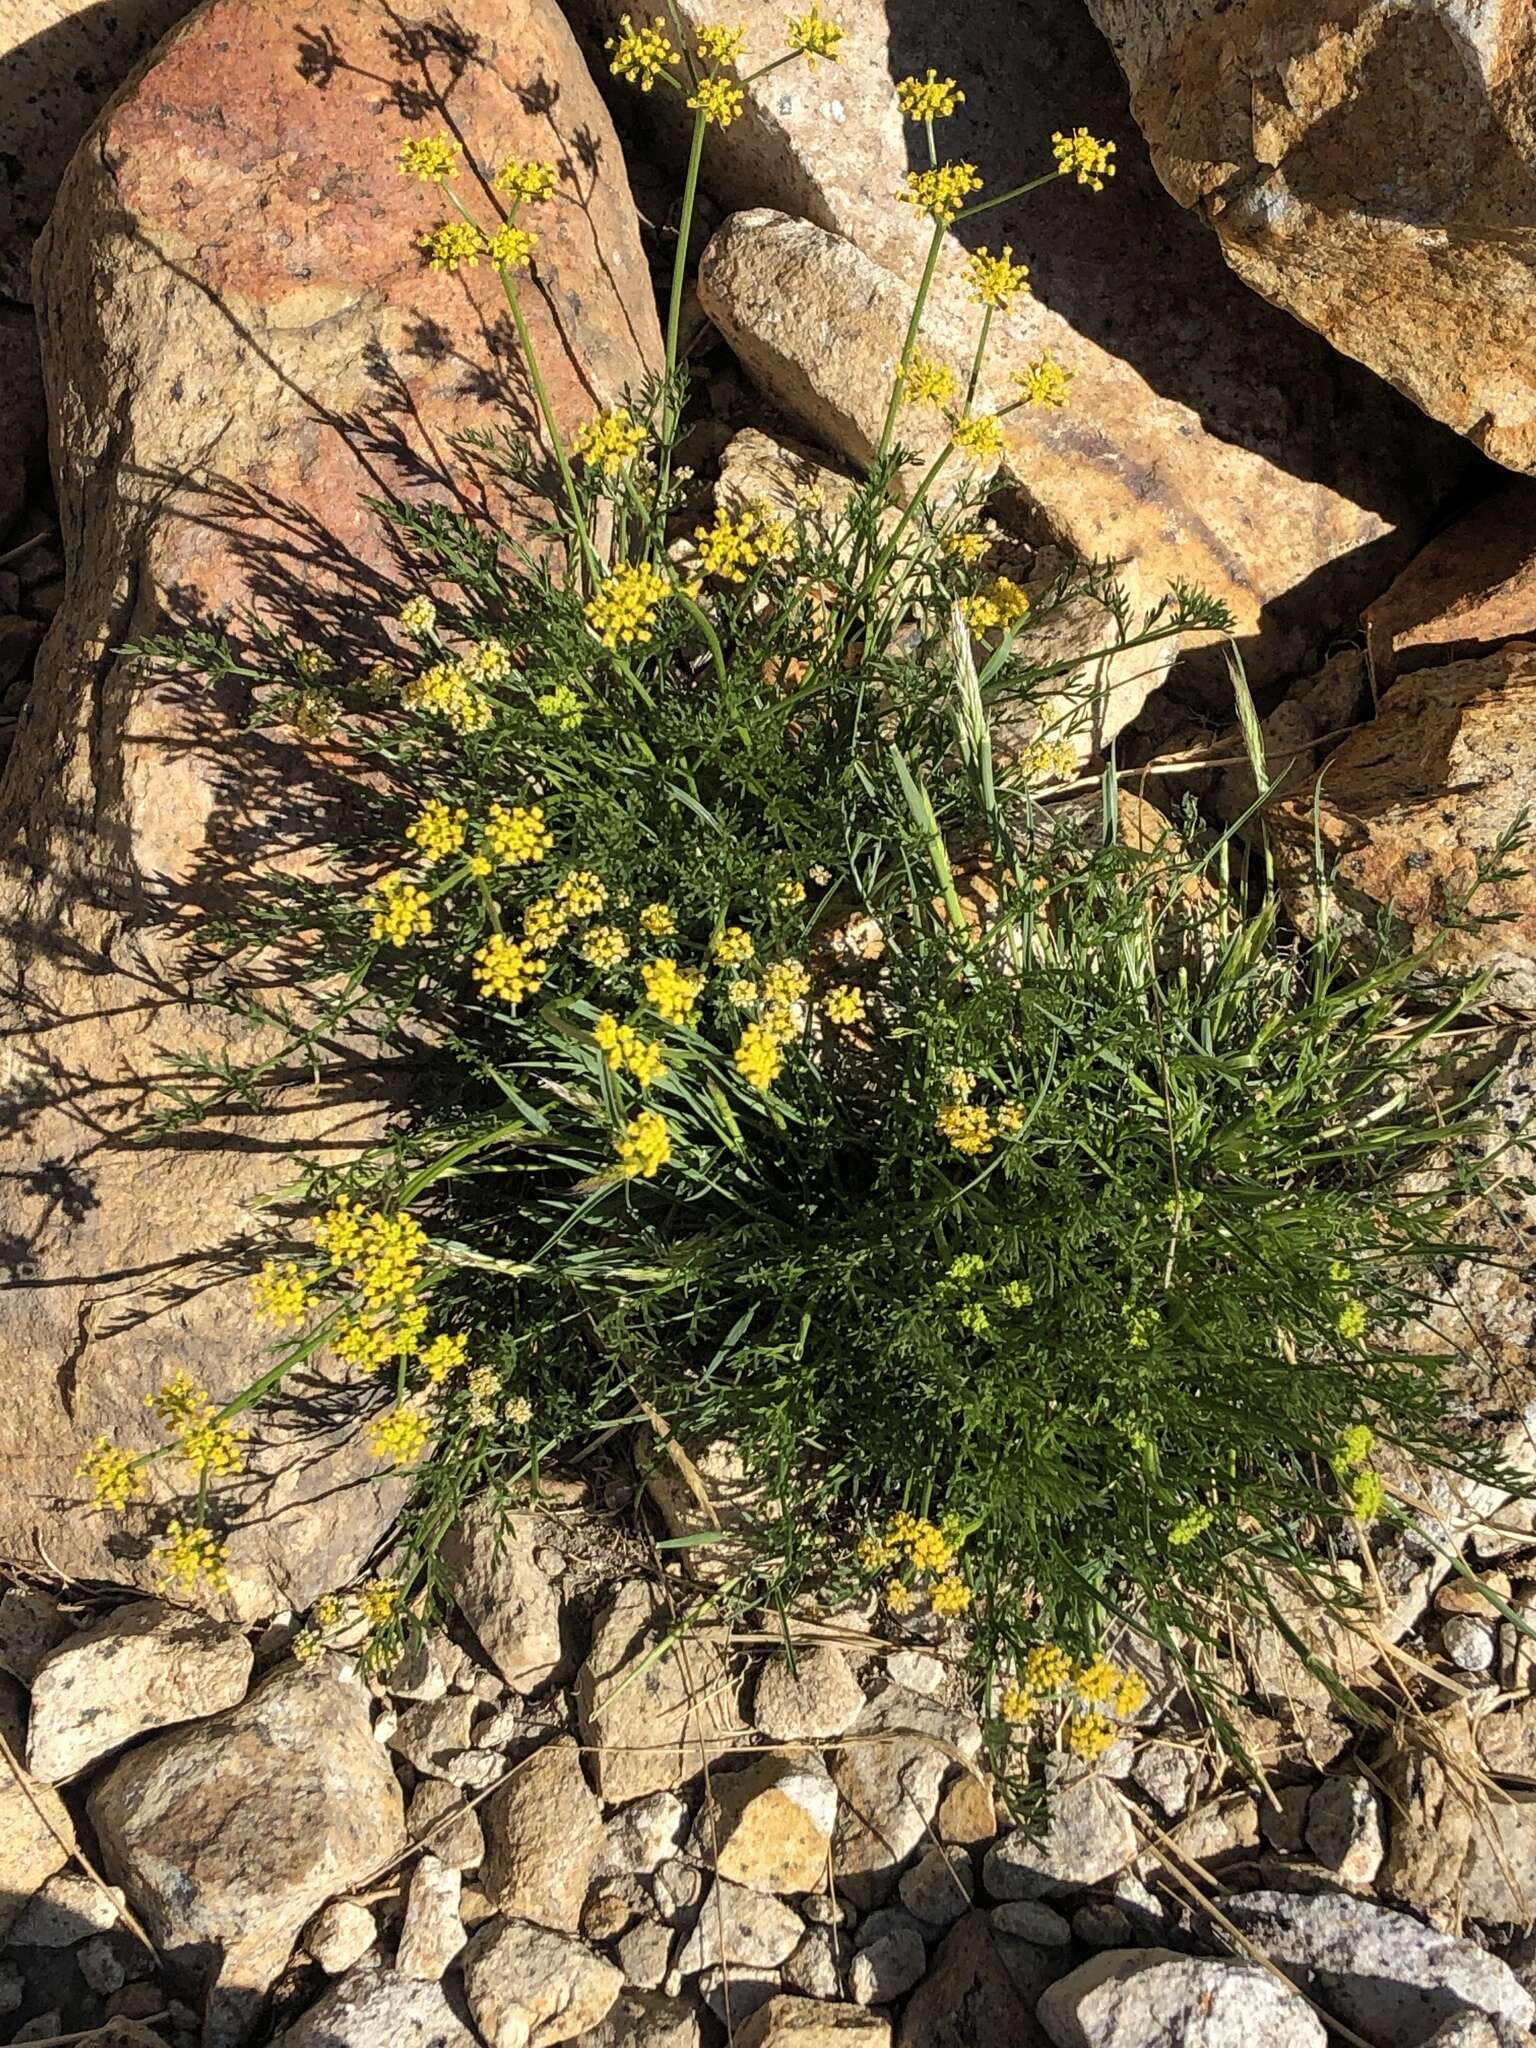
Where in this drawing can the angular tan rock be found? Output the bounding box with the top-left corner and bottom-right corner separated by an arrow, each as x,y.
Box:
738,1998 -> 890,2048
26,1596 -> 252,1782
441,1497 -> 566,1695
276,1965 -> 477,2048
1367,482 -> 1536,686
752,1645 -> 866,1743
1271,644 -> 1536,1016
482,1736 -> 603,1932
831,1682 -> 983,1905
461,1914 -> 623,2048
1084,0 -> 1536,472
1,0 -> 659,1615
894,1913 -> 1038,2048
0,1760 -> 75,1938
614,0 -> 1461,685
691,1753 -> 838,1895
577,1579 -> 744,1804
395,1853 -> 465,1982
87,1663 -> 405,2031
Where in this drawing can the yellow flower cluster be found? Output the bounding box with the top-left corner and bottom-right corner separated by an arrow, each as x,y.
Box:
899,349 -> 958,409
594,1012 -> 668,1086
734,1022 -> 784,1091
1015,351 -> 1075,409
711,925 -> 755,966
936,1101 -> 994,1157
762,959 -> 811,1006
368,1402 -> 433,1464
695,508 -> 773,583
615,1109 -> 673,1179
1052,127 -> 1116,189
896,70 -> 963,121
146,1375 -> 249,1478
156,1520 -> 230,1595
580,924 -> 630,969
1168,1503 -> 1215,1546
942,528 -> 989,565
397,135 -> 461,182
288,689 -> 335,741
494,156 -> 558,202
523,896 -> 568,949
1020,736 -> 1079,782
250,1260 -> 312,1328
419,221 -> 484,273
489,224 -> 537,270
484,801 -> 554,866
586,562 -> 673,648
357,1578 -> 403,1626
867,1511 -> 971,1620
689,76 -> 745,125
398,595 -> 437,637
1064,1711 -> 1116,1759
898,162 -> 983,224
368,871 -> 433,946
537,684 -> 584,729
696,22 -> 746,64
468,642 -> 512,682
474,934 -> 547,1007
606,12 -> 679,87
963,245 -> 1030,309
639,901 -> 677,937
960,576 -> 1030,633
420,1332 -> 469,1382
775,876 -> 807,907
558,869 -> 608,917
573,407 -> 648,477
641,958 -> 704,1024
401,661 -> 492,733
406,799 -> 468,863
78,1436 -> 144,1512
786,6 -> 845,61
951,412 -> 1004,461
349,1211 -> 429,1310
1336,1298 -> 1368,1341
821,983 -> 865,1026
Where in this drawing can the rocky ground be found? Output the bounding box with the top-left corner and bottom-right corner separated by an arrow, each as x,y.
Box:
2,0 -> 1536,2042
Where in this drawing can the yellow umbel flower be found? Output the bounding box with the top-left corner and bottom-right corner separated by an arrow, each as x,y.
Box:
367,1403 -> 433,1465
1336,1298 -> 1368,1341
506,1393 -> 534,1426
950,412 -> 1004,461
357,1579 -> 402,1626
1330,1423 -> 1374,1475
998,1685 -> 1036,1724
397,135 -> 461,182
896,70 -> 964,121
315,1196 -> 367,1265
367,871 -> 433,946
639,901 -> 677,938
1350,1469 -> 1387,1521
989,575 -> 1030,624
1020,736 -> 1079,782
1075,1656 -> 1120,1705
1052,127 -> 1116,189
573,406 -> 648,478
786,5 -> 845,61
557,869 -> 608,918
936,1102 -> 994,1157
580,923 -> 630,970
959,592 -> 1003,633
727,977 -> 759,1006
930,1574 -> 972,1617
1112,1669 -> 1149,1718
762,959 -> 811,1005
473,935 -> 547,1007
1064,1711 -> 1116,1760
397,595 -> 437,637
884,1578 -> 916,1616
998,1276 -> 1033,1306
641,958 -> 704,1024
695,22 -> 746,64
821,983 -> 865,1026
586,562 -> 672,648
1168,1503 -> 1214,1546
1024,1643 -> 1074,1692
522,896 -> 569,950
79,1437 -> 144,1512
689,76 -> 746,125
420,1332 -> 469,1382
155,1520 -> 230,1595
759,1000 -> 798,1045
963,244 -> 1030,309
178,1415 -> 249,1480
468,641 -> 512,682
484,801 -> 554,866
606,12 -> 679,87
349,1212 -> 429,1310
592,1013 -> 667,1087
488,224 -> 537,270
537,684 -> 584,728
400,661 -> 491,733
334,1318 -> 396,1373
944,1067 -> 977,1099
146,1371 -> 212,1430
898,162 -> 983,224
614,1109 -> 673,1179
419,221 -> 484,273
288,689 -> 335,741
734,1022 -> 784,1090
695,508 -> 768,582
898,349 -> 958,408
775,876 -> 807,907
942,528 -> 989,564
493,156 -> 558,202
711,925 -> 755,966
1015,350 -> 1075,409
250,1260 -> 312,1328
406,798 -> 468,864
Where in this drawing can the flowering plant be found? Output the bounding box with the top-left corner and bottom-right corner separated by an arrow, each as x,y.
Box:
112,13 -> 1526,1767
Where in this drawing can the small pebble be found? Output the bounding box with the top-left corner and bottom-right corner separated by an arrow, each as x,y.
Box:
990,1900 -> 1072,1946
77,1934 -> 127,1995
1442,1613 -> 1497,1673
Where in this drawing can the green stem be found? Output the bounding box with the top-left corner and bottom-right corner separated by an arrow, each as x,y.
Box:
500,274 -> 602,586
676,587 -> 729,690
955,168 -> 1063,221
658,109 -> 709,518
874,217 -> 947,470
